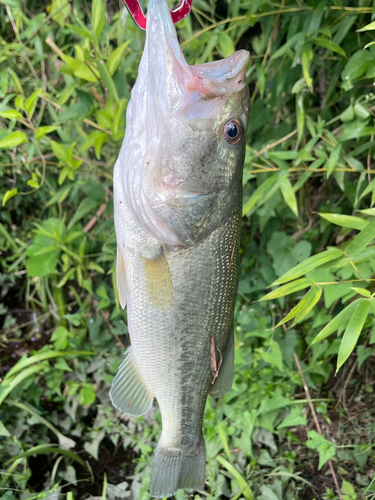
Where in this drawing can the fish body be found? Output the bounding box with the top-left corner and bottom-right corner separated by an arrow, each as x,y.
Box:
110,0 -> 250,496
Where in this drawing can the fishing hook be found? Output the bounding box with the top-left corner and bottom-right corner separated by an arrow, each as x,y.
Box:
122,0 -> 193,30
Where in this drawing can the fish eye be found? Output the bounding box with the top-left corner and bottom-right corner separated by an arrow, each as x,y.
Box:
223,119 -> 243,145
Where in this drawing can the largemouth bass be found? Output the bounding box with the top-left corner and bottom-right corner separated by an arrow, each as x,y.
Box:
110,0 -> 250,496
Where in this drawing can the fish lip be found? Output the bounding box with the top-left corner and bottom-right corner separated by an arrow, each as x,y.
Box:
191,49 -> 250,84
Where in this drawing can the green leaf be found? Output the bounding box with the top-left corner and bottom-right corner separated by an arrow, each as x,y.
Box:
60,54 -> 99,82
107,40 -> 132,75
312,37 -> 346,57
296,93 -> 304,141
311,299 -> 363,344
325,143 -> 341,178
216,456 -> 254,500
0,109 -> 22,119
68,197 -> 99,229
25,88 -> 42,118
306,431 -> 336,470
0,364 -> 42,405
36,125 -> 61,139
261,340 -> 283,370
357,20 -> 375,31
0,131 -> 27,148
96,59 -> 118,100
3,444 -> 86,469
259,277 -> 314,301
243,175 -> 278,216
360,208 -> 375,216
50,0 -> 70,26
346,217 -> 375,256
66,23 -> 95,42
270,248 -> 343,286
350,287 -> 371,297
341,50 -> 373,82
4,350 -> 93,383
318,213 -> 368,230
218,32 -> 236,58
276,285 -> 322,327
91,0 -> 105,38
2,188 -> 18,206
301,44 -> 313,89
277,407 -> 307,429
6,399 -> 75,449
278,174 -> 298,217
337,300 -> 371,372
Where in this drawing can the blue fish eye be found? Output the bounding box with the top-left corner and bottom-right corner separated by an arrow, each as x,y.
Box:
224,119 -> 242,145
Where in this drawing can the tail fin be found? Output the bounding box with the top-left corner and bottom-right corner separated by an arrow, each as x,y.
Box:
150,434 -> 206,498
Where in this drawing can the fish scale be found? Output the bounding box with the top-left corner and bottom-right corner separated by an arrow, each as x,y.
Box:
110,0 -> 250,496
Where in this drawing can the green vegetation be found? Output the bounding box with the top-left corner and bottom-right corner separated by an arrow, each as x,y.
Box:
1,0 -> 375,498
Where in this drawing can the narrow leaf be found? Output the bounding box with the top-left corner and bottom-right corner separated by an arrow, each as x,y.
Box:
311,299 -> 363,344
337,300 -> 371,372
318,213 -> 368,230
216,456 -> 254,500
276,286 -> 321,327
107,40 -> 132,75
325,143 -> 341,178
243,176 -> 278,216
347,217 -> 375,256
279,174 -> 298,217
2,188 -> 18,207
270,248 -> 344,286
259,277 -> 314,301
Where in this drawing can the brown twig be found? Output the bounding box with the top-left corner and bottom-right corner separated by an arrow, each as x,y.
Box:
83,203 -> 107,233
294,352 -> 343,500
252,129 -> 298,159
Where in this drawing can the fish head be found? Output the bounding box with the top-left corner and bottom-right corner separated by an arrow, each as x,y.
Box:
116,0 -> 250,246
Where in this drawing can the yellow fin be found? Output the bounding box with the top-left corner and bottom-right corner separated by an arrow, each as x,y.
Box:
142,251 -> 173,309
116,245 -> 127,309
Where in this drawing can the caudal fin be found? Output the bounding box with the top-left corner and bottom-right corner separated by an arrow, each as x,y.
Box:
150,434 -> 206,498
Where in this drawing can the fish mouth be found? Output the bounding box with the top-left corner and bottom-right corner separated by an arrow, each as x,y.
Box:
191,50 -> 250,86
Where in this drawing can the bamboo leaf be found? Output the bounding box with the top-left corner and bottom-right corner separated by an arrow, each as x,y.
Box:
311,299 -> 363,344
279,174 -> 298,217
346,217 -> 375,256
337,300 -> 371,372
312,37 -> 346,57
270,248 -> 344,286
318,213 -> 368,230
259,278 -> 314,301
276,286 -> 321,328
243,175 -> 278,216
325,143 -> 341,178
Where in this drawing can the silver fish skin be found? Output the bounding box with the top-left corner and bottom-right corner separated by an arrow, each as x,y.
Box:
110,0 -> 250,497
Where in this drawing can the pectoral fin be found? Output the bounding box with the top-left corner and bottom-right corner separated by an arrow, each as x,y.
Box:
110,347 -> 154,416
116,245 -> 127,310
142,250 -> 173,310
209,334 -> 234,398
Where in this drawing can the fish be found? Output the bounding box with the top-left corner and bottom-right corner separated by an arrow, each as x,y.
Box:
110,0 -> 250,497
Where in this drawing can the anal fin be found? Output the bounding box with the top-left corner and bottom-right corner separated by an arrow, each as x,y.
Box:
110,347 -> 154,416
209,334 -> 234,398
116,245 -> 127,310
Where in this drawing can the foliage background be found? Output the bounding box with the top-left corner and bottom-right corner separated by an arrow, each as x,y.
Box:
1,0 -> 375,499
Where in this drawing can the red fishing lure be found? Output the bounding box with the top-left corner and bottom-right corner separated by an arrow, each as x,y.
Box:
122,0 -> 193,29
